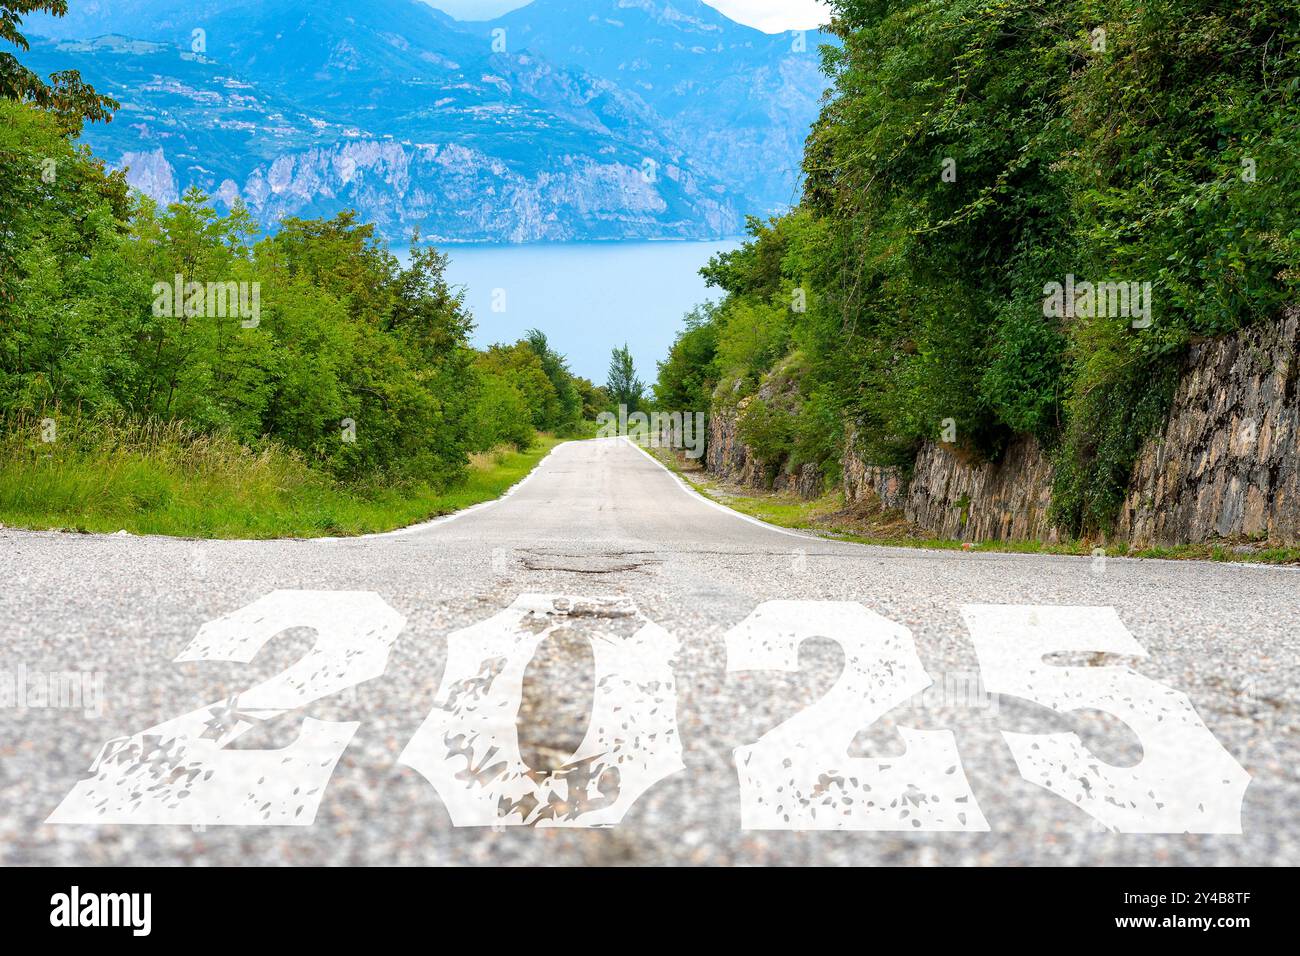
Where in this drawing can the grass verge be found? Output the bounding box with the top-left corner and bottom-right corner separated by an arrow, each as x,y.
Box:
648,447 -> 1300,566
0,415 -> 563,540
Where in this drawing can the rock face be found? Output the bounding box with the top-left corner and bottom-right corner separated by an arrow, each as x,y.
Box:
903,437 -> 1058,542
706,395 -> 823,498
841,436 -> 1057,542
1119,306 -> 1300,546
233,139 -> 739,242
835,309 -> 1300,546
706,396 -> 761,486
840,430 -> 907,512
119,148 -> 179,206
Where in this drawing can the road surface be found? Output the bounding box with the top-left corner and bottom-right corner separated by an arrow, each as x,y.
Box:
1,437 -> 1296,865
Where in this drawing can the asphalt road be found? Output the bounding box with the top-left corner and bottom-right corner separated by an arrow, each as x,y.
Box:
1,437 -> 1296,865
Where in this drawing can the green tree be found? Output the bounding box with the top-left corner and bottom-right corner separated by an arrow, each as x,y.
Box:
524,328 -> 581,434
477,341 -> 561,433
572,375 -> 608,422
606,343 -> 644,414
654,304 -> 718,415
0,99 -> 131,404
1,2 -> 117,132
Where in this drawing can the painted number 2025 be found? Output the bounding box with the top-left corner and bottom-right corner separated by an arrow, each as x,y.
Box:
47,592 -> 1251,832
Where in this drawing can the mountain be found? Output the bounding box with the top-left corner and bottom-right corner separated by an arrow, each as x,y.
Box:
23,0 -> 830,241
486,0 -> 828,211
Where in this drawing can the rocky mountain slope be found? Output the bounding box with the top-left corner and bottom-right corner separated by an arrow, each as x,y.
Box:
485,0 -> 828,214
24,0 -> 830,240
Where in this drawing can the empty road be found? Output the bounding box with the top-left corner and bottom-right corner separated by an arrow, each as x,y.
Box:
1,437 -> 1296,865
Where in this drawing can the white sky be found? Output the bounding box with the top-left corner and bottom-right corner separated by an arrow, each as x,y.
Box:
424,1 -> 832,33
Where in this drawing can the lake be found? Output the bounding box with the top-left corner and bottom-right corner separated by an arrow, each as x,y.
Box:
406,241 -> 742,384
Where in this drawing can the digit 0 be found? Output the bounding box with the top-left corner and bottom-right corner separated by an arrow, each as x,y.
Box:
399,594 -> 685,827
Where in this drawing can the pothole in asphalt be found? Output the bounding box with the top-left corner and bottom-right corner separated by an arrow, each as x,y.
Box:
1042,651 -> 1144,668
516,625 -> 595,771
517,549 -> 661,574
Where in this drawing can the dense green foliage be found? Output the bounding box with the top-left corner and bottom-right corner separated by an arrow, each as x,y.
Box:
475,331 -> 601,447
654,305 -> 719,416
1,2 -> 117,131
605,343 -> 646,413
657,0 -> 1300,536
1,95 -> 593,499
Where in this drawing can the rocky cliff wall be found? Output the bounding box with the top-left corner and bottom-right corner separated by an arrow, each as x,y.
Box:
841,442 -> 907,512
901,437 -> 1059,542
713,308 -> 1299,546
706,395 -> 822,499
839,436 -> 1057,542
123,138 -> 742,242
1119,306 -> 1300,546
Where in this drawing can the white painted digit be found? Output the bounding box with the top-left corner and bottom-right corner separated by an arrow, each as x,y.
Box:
399,594 -> 684,827
961,604 -> 1251,833
48,590 -> 405,826
727,601 -> 988,831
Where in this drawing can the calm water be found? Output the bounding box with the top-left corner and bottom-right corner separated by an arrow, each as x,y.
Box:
406,241 -> 741,383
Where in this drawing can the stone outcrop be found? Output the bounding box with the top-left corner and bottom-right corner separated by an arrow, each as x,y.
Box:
215,140 -> 742,243
840,434 -> 907,512
708,309 -> 1299,546
842,436 -> 1057,542
706,395 -> 764,487
776,462 -> 823,498
119,148 -> 179,206
1119,307 -> 1300,546
905,437 -> 1058,542
707,393 -> 823,499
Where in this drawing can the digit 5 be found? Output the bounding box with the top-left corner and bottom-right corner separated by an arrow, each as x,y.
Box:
961,604 -> 1250,833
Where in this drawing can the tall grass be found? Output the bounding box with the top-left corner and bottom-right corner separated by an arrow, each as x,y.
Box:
0,411 -> 562,539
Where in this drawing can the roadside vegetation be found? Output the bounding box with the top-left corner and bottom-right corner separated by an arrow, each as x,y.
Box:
0,413 -> 563,538
649,447 -> 1300,566
655,0 -> 1300,540
0,3 -> 604,538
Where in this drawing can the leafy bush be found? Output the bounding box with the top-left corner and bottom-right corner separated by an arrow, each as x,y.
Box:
737,398 -> 797,466
654,304 -> 719,417
656,0 -> 1299,536
470,371 -> 536,452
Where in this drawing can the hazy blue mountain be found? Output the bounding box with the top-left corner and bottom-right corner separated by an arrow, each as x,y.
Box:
486,0 -> 830,211
23,0 -> 828,241
22,34 -> 344,209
